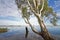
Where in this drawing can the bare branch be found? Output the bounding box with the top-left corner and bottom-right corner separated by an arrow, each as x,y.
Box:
24,18 -> 28,24
27,20 -> 40,34
40,0 -> 44,12
37,0 -> 40,10
27,0 -> 36,14
23,16 -> 41,34
39,0 -> 44,17
33,0 -> 36,8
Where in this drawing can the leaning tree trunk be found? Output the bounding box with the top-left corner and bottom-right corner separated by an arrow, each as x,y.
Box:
35,15 -> 54,40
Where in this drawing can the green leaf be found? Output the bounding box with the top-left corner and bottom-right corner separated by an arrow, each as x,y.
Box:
22,7 -> 31,20
50,17 -> 57,26
38,5 -> 42,10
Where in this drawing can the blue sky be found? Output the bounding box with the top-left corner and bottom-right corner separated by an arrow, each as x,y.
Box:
0,0 -> 60,25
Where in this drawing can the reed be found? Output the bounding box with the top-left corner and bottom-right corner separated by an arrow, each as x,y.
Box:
0,28 -> 8,33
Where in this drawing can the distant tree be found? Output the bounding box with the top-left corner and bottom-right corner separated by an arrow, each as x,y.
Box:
15,0 -> 57,40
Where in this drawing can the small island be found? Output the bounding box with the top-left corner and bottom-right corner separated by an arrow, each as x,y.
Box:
0,28 -> 8,33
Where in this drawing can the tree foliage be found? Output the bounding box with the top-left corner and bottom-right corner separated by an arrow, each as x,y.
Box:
15,0 -> 57,40
15,0 -> 57,26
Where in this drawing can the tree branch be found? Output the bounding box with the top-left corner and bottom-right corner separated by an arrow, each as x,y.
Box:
27,0 -> 37,14
40,0 -> 44,12
39,0 -> 44,17
27,20 -> 41,35
37,0 -> 40,10
23,17 -> 41,35
33,0 -> 36,8
24,18 -> 28,24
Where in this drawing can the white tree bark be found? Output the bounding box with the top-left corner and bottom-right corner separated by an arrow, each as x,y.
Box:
39,0 -> 44,18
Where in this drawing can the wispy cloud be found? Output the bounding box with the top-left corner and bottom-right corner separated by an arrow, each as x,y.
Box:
48,0 -> 60,12
0,16 -> 21,21
54,0 -> 60,8
53,0 -> 60,12
0,0 -> 60,25
0,0 -> 21,17
57,12 -> 60,17
0,0 -> 23,25
0,20 -> 19,25
0,19 -> 26,25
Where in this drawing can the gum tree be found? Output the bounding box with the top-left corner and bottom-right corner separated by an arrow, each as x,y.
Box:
15,0 -> 57,40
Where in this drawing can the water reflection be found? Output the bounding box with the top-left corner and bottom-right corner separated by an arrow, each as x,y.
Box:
0,26 -> 60,35
0,26 -> 60,38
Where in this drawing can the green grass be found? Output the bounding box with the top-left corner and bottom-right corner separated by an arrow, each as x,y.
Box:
0,28 -> 8,33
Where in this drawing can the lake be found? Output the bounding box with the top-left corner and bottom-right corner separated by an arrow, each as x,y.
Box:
0,26 -> 60,40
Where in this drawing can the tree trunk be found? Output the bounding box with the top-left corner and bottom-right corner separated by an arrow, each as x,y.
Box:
36,15 -> 54,40
39,21 -> 54,40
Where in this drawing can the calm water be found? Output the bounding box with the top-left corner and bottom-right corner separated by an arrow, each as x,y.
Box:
0,26 -> 60,40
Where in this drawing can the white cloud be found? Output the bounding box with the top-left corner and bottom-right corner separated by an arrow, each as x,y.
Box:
0,0 -> 39,25
0,19 -> 26,25
57,12 -> 60,17
54,0 -> 60,8
29,17 -> 39,25
0,0 -> 21,18
0,0 -> 60,25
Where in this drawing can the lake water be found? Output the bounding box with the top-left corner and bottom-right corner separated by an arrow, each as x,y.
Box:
0,26 -> 60,40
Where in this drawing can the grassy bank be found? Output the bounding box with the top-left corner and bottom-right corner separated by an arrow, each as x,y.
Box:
0,28 -> 8,33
